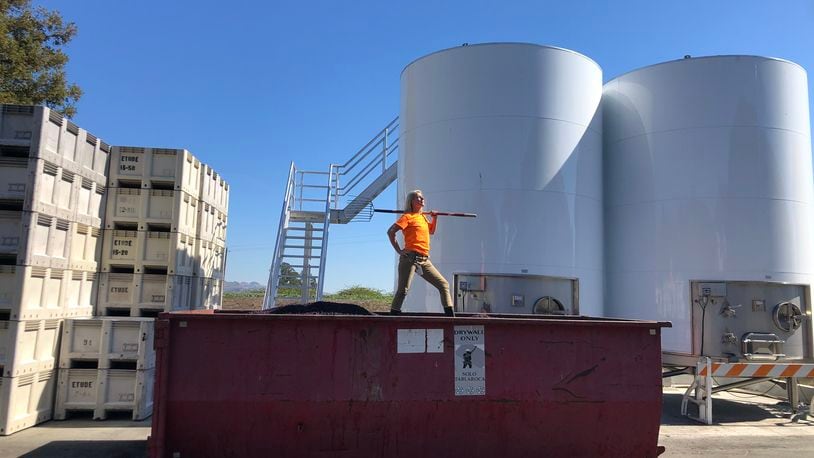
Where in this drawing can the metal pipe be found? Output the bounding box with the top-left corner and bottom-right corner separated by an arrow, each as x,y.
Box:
710,377 -> 773,394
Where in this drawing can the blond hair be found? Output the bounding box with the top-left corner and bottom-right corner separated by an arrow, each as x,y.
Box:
404,190 -> 423,213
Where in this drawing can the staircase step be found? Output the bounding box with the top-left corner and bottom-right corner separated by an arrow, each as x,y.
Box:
290,211 -> 328,222
278,274 -> 319,280
285,226 -> 325,232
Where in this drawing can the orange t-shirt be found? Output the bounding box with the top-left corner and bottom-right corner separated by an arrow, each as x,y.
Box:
395,213 -> 431,256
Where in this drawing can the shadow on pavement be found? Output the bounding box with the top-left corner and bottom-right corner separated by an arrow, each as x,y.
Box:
19,440 -> 146,458
36,415 -> 151,429
661,391 -> 811,426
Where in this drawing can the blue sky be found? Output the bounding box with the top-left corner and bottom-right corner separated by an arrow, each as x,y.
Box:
37,0 -> 814,292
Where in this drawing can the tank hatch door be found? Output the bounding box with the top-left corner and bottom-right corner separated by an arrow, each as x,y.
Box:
533,296 -> 565,315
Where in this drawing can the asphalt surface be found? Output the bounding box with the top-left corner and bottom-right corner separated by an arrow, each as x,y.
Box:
660,387 -> 814,456
1,388 -> 813,457
0,416 -> 150,458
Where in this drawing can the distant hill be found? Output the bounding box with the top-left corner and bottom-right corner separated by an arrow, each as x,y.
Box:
224,281 -> 264,293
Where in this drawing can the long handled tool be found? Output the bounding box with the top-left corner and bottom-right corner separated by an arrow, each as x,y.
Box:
374,209 -> 477,218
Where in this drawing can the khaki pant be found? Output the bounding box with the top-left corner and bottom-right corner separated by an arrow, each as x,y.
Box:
391,252 -> 452,311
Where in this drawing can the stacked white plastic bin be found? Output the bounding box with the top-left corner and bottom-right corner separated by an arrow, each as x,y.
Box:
194,164 -> 228,309
54,318 -> 154,420
0,105 -> 107,434
99,147 -> 228,316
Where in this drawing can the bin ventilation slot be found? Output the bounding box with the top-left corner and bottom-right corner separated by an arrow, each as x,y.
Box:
143,267 -> 168,275
0,157 -> 26,167
3,105 -> 34,115
63,410 -> 94,420
146,224 -> 170,233
117,180 -> 142,189
31,267 -> 47,278
86,133 -> 97,145
0,309 -> 10,321
104,411 -> 136,420
70,360 -> 99,369
110,360 -> 138,370
0,145 -> 30,157
81,178 -> 93,190
151,181 -> 175,190
118,146 -> 145,154
0,200 -> 23,211
49,110 -> 63,125
66,121 -> 79,135
113,222 -> 138,231
105,308 -> 130,317
154,148 -> 179,156
139,309 -> 161,318
43,162 -> 59,176
110,266 -> 135,274
61,170 -> 75,183
100,142 -> 111,153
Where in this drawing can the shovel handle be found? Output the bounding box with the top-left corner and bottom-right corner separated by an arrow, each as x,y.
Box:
374,209 -> 477,218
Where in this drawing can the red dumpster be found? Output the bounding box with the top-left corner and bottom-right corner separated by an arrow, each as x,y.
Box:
149,311 -> 668,457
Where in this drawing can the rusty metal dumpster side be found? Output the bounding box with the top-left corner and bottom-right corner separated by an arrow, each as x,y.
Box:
149,313 -> 666,457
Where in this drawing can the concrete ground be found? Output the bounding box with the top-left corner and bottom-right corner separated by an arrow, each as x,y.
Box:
0,416 -> 150,458
1,388 -> 813,457
660,386 -> 814,456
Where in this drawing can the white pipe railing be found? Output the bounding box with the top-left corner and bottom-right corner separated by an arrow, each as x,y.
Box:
316,164 -> 337,300
263,161 -> 297,309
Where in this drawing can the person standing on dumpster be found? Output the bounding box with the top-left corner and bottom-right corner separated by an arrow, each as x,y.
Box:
387,189 -> 455,316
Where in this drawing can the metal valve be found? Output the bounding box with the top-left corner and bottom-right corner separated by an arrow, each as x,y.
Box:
720,301 -> 741,318
773,302 -> 804,332
721,332 -> 738,345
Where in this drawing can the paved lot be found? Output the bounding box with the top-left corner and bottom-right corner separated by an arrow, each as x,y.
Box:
0,417 -> 150,458
2,388 -> 813,457
660,387 -> 814,456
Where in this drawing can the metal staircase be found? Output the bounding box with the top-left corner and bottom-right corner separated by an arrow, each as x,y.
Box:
262,118 -> 399,308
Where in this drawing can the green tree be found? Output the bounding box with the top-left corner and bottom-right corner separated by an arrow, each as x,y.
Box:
0,0 -> 82,117
279,262 -> 301,286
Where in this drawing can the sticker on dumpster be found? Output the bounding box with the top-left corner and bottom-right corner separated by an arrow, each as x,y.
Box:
397,329 -> 444,353
397,329 -> 426,353
426,329 -> 444,353
454,325 -> 485,396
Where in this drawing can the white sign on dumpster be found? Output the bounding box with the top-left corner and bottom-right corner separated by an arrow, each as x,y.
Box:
454,325 -> 485,396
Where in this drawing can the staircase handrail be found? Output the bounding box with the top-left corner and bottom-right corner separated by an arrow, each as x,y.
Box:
263,161 -> 297,309
316,164 -> 337,299
338,117 -> 398,169
334,117 -> 399,206
339,142 -> 398,197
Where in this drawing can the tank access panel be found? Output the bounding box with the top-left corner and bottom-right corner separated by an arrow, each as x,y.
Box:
453,273 -> 578,315
691,280 -> 811,361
